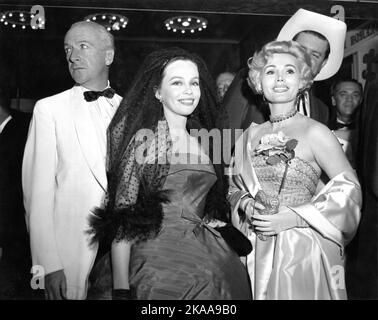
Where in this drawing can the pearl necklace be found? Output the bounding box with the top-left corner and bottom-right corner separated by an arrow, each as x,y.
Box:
269,109 -> 298,123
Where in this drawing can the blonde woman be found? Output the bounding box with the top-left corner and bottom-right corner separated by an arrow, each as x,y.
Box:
228,40 -> 361,300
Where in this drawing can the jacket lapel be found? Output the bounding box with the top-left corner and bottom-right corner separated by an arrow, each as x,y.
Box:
71,86 -> 107,191
308,89 -> 325,123
308,89 -> 317,121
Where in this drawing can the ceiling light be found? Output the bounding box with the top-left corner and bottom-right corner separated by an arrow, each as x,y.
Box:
0,10 -> 44,29
84,13 -> 128,32
164,15 -> 208,34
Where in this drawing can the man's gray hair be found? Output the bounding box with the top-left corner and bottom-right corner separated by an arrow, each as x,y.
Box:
68,20 -> 115,51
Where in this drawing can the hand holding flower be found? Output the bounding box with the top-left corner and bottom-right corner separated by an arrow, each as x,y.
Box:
252,132 -> 298,240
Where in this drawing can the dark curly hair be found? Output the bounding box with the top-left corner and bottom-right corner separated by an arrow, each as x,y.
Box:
108,47 -> 231,226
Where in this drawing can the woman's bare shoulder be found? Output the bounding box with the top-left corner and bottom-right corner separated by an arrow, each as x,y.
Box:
304,118 -> 345,160
305,118 -> 335,140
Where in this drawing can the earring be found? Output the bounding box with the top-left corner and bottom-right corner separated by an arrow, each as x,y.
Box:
156,95 -> 164,104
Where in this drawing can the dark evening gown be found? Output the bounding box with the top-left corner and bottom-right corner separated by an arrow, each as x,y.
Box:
88,160 -> 251,300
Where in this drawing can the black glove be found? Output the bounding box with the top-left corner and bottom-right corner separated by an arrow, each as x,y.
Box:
112,289 -> 133,300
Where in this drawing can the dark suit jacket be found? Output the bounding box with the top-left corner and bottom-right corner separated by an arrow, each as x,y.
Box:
348,79 -> 378,299
222,68 -> 267,130
359,80 -> 378,197
328,109 -> 360,169
307,89 -> 330,125
0,111 -> 31,260
223,67 -> 330,131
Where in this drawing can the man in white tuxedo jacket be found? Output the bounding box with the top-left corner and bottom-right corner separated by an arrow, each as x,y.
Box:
22,21 -> 122,300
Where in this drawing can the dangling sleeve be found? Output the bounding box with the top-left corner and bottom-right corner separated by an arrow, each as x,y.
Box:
287,170 -> 362,247
87,121 -> 172,245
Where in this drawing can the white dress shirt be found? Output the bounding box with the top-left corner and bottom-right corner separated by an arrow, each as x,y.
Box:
79,84 -> 118,162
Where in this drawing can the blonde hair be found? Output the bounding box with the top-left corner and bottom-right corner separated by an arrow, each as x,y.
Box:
247,40 -> 313,94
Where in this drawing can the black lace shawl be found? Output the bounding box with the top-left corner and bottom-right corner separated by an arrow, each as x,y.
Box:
88,120 -> 172,245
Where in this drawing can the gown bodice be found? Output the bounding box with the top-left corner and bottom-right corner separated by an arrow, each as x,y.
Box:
252,155 -> 320,206
130,157 -> 250,300
161,160 -> 217,225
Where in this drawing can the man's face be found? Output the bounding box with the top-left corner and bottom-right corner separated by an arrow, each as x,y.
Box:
216,72 -> 235,99
64,24 -> 114,90
332,81 -> 362,118
295,32 -> 329,77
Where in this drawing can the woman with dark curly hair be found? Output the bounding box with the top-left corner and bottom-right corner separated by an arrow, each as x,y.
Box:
228,40 -> 362,299
87,47 -> 251,300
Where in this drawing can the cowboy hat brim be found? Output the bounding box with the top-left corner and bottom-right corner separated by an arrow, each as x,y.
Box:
277,9 -> 346,81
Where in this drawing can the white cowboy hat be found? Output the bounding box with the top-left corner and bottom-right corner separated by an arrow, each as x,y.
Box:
277,8 -> 347,81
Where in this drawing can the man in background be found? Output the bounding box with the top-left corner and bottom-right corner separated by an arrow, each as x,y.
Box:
223,9 -> 346,130
216,71 -> 235,101
329,78 -> 363,168
0,88 -> 31,299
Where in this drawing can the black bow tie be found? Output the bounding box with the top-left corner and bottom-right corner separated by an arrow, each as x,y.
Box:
83,88 -> 115,102
334,121 -> 356,130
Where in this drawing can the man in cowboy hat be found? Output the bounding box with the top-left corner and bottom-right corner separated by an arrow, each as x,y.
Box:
223,9 -> 347,130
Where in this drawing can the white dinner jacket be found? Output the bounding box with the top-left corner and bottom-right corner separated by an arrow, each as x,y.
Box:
22,85 -> 121,299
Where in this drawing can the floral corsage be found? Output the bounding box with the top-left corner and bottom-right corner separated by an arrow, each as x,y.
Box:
255,131 -> 297,165
253,131 -> 298,240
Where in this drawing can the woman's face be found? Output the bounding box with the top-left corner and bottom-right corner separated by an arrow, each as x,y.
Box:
261,53 -> 303,104
155,59 -> 200,119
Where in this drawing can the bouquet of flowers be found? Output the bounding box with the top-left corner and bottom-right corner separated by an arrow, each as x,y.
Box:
253,131 -> 298,240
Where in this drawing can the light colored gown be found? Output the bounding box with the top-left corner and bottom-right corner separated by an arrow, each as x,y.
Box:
228,123 -> 362,300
